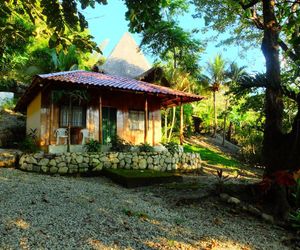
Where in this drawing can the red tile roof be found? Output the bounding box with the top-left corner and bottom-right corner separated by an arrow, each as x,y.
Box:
15,71 -> 204,111
38,70 -> 202,100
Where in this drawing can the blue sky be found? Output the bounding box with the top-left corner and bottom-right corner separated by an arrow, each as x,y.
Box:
82,0 -> 265,73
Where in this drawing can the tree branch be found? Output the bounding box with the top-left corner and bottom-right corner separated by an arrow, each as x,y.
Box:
250,8 -> 265,29
278,39 -> 299,62
238,74 -> 268,89
238,0 -> 261,10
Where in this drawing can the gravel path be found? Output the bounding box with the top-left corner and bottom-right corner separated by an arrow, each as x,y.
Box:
0,168 -> 292,250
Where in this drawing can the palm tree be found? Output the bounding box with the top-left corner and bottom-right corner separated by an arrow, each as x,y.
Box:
153,60 -> 201,142
222,63 -> 247,145
162,65 -> 190,142
206,54 -> 226,137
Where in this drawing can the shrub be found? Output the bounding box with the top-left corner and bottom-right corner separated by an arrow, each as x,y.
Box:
290,209 -> 300,228
215,169 -> 230,194
138,143 -> 154,152
85,139 -> 102,152
233,127 -> 263,165
111,136 -> 132,152
163,141 -> 180,154
19,137 -> 39,153
19,128 -> 39,153
1,99 -> 16,110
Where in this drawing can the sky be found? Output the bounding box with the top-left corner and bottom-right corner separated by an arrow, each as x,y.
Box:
81,0 -> 266,73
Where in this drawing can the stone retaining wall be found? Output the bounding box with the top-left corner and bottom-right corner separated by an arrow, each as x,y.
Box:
19,151 -> 201,175
0,150 -> 21,168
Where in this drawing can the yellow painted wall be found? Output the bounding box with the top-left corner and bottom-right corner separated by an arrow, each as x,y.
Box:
27,92 -> 41,141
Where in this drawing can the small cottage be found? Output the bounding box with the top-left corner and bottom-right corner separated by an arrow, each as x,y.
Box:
15,70 -> 203,153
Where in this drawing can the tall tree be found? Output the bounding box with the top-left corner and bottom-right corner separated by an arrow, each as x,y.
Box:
193,0 -> 300,171
192,0 -> 300,217
162,61 -> 202,141
203,54 -> 227,137
125,0 -> 202,75
125,0 -> 204,142
225,63 -> 248,143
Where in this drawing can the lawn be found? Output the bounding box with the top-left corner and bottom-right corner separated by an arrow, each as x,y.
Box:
184,144 -> 242,169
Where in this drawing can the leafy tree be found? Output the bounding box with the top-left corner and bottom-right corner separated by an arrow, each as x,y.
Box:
124,0 -> 189,33
1,0 -> 106,53
192,0 -> 300,217
125,0 -> 204,143
0,2 -> 35,92
224,63 -> 248,143
125,0 -> 202,75
193,0 -> 300,173
140,21 -> 203,74
0,0 -> 107,95
164,64 -> 202,142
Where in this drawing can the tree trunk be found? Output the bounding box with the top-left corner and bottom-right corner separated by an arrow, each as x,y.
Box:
164,108 -> 169,142
261,0 -> 290,219
286,101 -> 300,170
180,104 -> 184,145
227,121 -> 233,142
168,106 -> 176,142
222,99 -> 228,146
67,96 -> 72,153
212,91 -> 217,137
261,0 -> 284,174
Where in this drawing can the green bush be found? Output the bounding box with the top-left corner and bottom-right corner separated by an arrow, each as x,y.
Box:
236,128 -> 263,165
19,137 -> 39,153
1,98 -> 16,110
138,143 -> 154,152
290,209 -> 300,228
85,139 -> 102,152
111,136 -> 132,152
19,128 -> 39,153
163,141 -> 180,154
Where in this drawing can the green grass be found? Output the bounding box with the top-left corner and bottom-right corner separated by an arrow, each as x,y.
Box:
184,144 -> 241,169
104,168 -> 176,178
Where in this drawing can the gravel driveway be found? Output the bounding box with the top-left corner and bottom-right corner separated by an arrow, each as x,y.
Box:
0,168 -> 291,249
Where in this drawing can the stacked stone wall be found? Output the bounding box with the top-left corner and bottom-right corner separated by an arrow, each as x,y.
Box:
19,151 -> 201,174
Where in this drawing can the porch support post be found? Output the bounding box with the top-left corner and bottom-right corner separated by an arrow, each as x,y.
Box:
49,91 -> 54,145
99,96 -> 103,144
180,100 -> 184,145
152,112 -> 155,146
144,96 -> 148,143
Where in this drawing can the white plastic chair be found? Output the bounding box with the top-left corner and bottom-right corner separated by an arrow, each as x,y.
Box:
80,129 -> 92,145
55,128 -> 68,145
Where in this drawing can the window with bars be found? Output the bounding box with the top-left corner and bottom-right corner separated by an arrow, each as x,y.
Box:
60,106 -> 86,127
129,110 -> 145,131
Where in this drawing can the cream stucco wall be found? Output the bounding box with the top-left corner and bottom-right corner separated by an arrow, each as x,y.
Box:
26,92 -> 41,140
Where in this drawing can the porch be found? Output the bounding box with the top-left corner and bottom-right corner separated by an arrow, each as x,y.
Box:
40,88 -> 163,152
